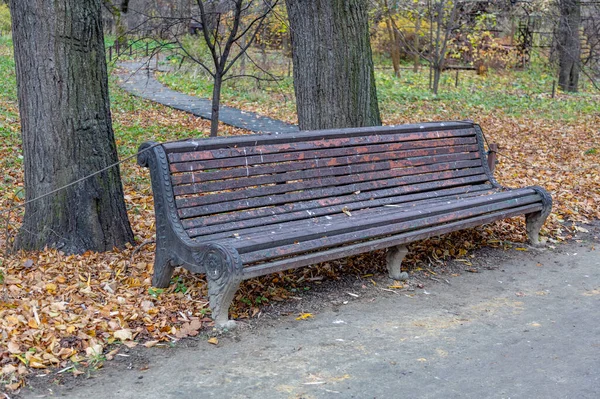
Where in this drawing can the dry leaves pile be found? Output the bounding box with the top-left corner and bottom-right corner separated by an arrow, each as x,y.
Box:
1,93 -> 599,390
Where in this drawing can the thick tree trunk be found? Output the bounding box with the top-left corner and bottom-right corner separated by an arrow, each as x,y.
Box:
557,0 -> 581,92
285,0 -> 381,130
10,0 -> 134,253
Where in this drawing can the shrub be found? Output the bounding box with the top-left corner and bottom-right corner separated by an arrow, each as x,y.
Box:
0,4 -> 11,33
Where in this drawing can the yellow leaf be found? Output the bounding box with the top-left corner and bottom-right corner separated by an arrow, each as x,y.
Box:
296,313 -> 313,320
45,283 -> 57,294
515,247 -> 528,251
388,284 -> 404,289
207,337 -> 219,345
29,359 -> 47,369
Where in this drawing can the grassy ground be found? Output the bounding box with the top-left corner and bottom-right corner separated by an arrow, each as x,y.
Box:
0,36 -> 599,389
157,50 -> 599,125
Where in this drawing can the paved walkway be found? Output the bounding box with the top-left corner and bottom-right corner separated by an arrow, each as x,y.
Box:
22,233 -> 600,398
116,61 -> 298,134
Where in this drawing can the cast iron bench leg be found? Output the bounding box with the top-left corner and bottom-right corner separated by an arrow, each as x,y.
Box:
386,245 -> 409,280
525,186 -> 553,246
194,244 -> 243,329
526,211 -> 547,246
152,249 -> 176,288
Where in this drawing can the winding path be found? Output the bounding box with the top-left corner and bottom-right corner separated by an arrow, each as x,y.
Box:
116,61 -> 298,134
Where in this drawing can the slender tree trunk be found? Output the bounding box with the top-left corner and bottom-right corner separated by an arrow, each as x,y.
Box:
432,2 -> 444,95
414,15 -> 421,73
557,0 -> 581,92
239,35 -> 247,76
10,0 -> 134,253
432,62 -> 442,95
430,0 -> 456,95
210,73 -> 222,137
285,0 -> 381,130
383,0 -> 400,77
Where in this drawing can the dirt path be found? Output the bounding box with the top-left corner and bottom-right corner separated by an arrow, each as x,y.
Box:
19,229 -> 600,399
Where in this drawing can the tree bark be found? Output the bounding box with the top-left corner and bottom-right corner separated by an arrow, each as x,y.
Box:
414,15 -> 421,73
285,0 -> 381,130
210,73 -> 222,137
10,0 -> 134,253
430,0 -> 456,95
383,0 -> 400,77
557,0 -> 581,92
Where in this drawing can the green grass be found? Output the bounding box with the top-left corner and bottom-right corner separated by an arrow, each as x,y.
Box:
156,51 -> 599,124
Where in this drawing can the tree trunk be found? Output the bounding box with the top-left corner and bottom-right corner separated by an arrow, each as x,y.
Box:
429,0 -> 456,96
383,0 -> 400,78
432,64 -> 442,95
414,15 -> 421,73
557,0 -> 581,92
285,0 -> 381,130
210,73 -> 222,137
10,0 -> 134,253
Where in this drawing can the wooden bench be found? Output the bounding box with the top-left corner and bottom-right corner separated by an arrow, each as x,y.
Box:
138,121 -> 552,327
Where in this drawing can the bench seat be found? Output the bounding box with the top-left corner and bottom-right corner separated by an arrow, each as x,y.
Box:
138,121 -> 552,327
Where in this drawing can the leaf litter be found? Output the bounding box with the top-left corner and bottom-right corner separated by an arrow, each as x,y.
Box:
0,74 -> 599,391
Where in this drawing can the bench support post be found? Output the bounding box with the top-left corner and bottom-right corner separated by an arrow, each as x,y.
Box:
525,186 -> 553,246
193,244 -> 243,329
386,245 -> 409,280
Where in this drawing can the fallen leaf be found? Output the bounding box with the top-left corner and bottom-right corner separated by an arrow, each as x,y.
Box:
105,348 -> 120,361
7,341 -> 20,354
207,337 -> 219,345
388,284 -> 404,289
296,313 -> 313,320
2,364 -> 17,374
114,329 -> 133,341
85,343 -> 104,357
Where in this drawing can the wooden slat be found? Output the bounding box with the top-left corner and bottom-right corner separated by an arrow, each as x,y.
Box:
175,159 -> 486,211
241,204 -> 541,278
163,122 -> 476,154
178,170 -> 489,219
170,142 -> 479,186
239,196 -> 541,263
183,182 -> 495,233
173,156 -> 481,197
169,136 -> 477,173
167,127 -> 476,164
231,192 -> 541,254
187,185 -> 499,240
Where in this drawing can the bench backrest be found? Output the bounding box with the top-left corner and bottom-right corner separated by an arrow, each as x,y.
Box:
156,122 -> 492,240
